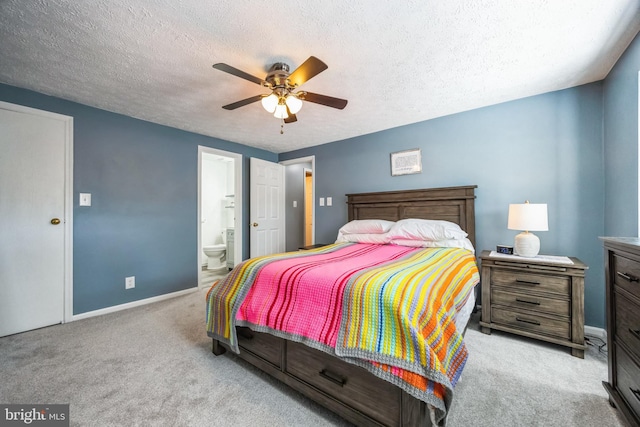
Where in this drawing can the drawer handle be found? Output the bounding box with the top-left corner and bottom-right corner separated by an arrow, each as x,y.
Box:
515,298 -> 541,306
515,279 -> 540,286
629,328 -> 640,341
238,329 -> 254,340
617,272 -> 639,283
319,369 -> 346,387
516,317 -> 541,326
631,388 -> 640,402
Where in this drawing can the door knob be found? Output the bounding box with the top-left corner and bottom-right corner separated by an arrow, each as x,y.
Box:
51,218 -> 61,225
252,222 -> 258,227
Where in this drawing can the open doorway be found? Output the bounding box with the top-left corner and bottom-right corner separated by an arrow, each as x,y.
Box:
281,156 -> 315,251
198,146 -> 242,288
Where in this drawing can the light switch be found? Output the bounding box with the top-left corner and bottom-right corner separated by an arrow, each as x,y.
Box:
327,197 -> 332,206
319,197 -> 325,206
293,200 -> 297,208
79,193 -> 91,206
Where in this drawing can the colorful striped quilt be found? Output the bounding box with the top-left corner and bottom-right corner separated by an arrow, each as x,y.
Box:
206,242 -> 479,425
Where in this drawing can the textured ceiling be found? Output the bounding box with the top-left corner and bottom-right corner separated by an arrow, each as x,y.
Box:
1,1 -> 639,153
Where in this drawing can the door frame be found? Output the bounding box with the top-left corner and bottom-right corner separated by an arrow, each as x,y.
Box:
0,101 -> 74,323
280,156 -> 315,245
197,146 -> 243,286
303,168 -> 313,246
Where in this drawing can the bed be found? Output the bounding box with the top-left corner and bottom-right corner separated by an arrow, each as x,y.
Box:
207,185 -> 478,427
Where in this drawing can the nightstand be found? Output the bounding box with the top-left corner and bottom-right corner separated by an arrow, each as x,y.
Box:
479,250 -> 588,358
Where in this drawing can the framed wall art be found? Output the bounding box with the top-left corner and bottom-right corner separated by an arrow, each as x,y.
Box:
390,148 -> 422,176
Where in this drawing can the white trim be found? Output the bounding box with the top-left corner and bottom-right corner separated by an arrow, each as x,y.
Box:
71,287 -> 198,321
280,156 -> 316,244
197,146 -> 243,289
585,325 -> 607,340
0,101 -> 74,324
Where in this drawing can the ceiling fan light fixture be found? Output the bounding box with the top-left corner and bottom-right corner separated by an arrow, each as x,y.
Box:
261,93 -> 278,113
273,103 -> 288,119
285,94 -> 303,114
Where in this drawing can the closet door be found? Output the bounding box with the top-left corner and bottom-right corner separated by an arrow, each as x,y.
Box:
0,103 -> 71,336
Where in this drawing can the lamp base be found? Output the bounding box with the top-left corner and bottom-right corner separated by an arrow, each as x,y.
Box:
514,231 -> 540,257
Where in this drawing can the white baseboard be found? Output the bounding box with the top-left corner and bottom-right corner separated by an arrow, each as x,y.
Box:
70,287 -> 199,322
585,325 -> 607,340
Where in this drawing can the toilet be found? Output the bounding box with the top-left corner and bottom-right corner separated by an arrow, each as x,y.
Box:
203,243 -> 226,272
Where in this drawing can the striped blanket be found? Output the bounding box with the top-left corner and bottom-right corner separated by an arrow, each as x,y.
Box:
206,243 -> 479,424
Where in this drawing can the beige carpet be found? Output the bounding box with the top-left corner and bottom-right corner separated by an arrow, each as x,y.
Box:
0,288 -> 625,426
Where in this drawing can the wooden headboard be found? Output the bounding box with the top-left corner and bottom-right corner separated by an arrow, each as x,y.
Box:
346,185 -> 477,248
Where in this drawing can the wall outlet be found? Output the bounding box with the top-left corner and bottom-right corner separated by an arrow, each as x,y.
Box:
125,276 -> 135,289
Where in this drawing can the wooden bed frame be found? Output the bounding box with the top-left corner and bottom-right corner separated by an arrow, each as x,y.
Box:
211,185 -> 477,427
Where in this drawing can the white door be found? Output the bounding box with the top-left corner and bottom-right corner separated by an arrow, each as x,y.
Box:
250,157 -> 285,257
0,103 -> 72,337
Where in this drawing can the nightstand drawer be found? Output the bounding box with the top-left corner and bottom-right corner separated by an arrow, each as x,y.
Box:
491,269 -> 569,296
491,289 -> 570,317
615,292 -> 640,358
613,254 -> 640,300
492,307 -> 570,339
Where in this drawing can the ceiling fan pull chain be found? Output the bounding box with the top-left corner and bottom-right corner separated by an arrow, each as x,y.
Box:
280,119 -> 284,134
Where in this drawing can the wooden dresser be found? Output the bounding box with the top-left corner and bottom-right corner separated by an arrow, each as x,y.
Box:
479,250 -> 588,358
602,237 -> 640,427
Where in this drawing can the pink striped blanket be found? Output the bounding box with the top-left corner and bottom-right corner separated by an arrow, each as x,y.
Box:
206,243 -> 479,424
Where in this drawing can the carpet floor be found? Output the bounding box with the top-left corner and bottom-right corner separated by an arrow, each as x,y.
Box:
0,288 -> 626,426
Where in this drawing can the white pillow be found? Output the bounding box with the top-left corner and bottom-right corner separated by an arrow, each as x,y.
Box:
335,233 -> 391,244
338,219 -> 395,235
388,218 -> 468,241
391,238 -> 475,253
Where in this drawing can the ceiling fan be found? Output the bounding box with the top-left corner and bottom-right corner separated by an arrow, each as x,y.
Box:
212,56 -> 348,131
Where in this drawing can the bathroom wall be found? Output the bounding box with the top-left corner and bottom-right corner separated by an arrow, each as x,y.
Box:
201,154 -> 233,263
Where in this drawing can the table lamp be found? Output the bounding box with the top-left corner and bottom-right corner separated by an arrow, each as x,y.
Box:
507,201 -> 548,257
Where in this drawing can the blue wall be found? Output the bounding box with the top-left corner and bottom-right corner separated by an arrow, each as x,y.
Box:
0,83 -> 277,314
604,32 -> 640,236
6,29 -> 639,326
281,84 -> 606,327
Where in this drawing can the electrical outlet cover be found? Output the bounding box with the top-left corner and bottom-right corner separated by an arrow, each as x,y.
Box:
125,276 -> 135,289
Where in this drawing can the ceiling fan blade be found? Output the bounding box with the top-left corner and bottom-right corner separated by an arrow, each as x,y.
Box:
222,94 -> 263,110
284,104 -> 297,123
213,63 -> 264,86
287,56 -> 328,87
302,92 -> 348,109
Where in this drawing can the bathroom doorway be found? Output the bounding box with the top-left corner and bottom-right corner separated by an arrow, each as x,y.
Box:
197,147 -> 242,288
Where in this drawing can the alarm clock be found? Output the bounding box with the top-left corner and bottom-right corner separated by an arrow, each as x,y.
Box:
496,245 -> 514,255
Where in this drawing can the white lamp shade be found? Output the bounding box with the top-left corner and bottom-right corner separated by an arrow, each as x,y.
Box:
261,93 -> 278,113
273,103 -> 288,119
508,203 -> 548,231
285,94 -> 303,114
